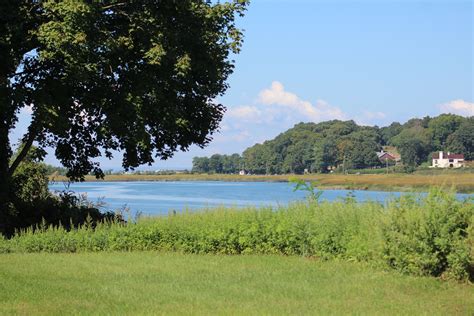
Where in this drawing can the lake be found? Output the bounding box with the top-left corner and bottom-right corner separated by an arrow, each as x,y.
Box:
48,181 -> 472,216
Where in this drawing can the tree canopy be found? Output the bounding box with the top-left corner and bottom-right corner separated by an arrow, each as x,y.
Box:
1,0 -> 248,183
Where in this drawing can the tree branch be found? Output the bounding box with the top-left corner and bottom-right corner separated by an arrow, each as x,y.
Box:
101,3 -> 127,11
8,124 -> 38,177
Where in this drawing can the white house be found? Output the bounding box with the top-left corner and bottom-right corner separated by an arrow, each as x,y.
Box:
431,151 -> 464,168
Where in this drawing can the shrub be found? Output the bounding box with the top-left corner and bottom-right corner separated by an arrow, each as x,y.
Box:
382,189 -> 473,280
3,161 -> 119,237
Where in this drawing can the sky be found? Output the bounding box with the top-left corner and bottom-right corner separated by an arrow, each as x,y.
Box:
10,0 -> 474,170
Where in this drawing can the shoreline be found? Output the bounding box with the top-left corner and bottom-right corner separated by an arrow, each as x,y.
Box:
49,173 -> 474,194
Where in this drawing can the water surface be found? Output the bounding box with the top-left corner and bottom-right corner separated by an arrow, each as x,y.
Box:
48,181 -> 472,216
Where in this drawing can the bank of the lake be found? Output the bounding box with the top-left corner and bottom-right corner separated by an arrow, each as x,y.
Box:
50,172 -> 474,193
1,252 -> 472,315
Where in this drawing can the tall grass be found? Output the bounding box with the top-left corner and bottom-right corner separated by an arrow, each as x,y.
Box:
0,189 -> 472,280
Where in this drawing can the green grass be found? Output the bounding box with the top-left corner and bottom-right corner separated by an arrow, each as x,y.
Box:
0,252 -> 472,315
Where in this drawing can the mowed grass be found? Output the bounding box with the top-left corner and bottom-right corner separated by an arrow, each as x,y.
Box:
0,252 -> 473,315
50,172 -> 474,193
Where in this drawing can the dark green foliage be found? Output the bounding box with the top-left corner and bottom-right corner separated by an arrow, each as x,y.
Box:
428,114 -> 464,149
223,153 -> 243,174
392,127 -> 432,166
312,137 -> 337,173
1,190 -> 472,281
380,122 -> 403,145
446,117 -> 474,161
192,153 -> 242,173
208,154 -> 224,174
346,129 -> 382,169
383,189 -> 473,280
2,160 -> 118,237
242,143 -> 274,174
192,156 -> 210,173
241,120 -> 382,174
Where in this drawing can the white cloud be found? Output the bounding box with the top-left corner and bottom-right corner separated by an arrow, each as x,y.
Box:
257,81 -> 346,122
258,81 -> 304,108
314,99 -> 347,121
354,111 -> 387,126
440,99 -> 474,116
226,105 -> 262,121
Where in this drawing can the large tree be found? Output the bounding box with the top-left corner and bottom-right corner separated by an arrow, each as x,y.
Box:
427,114 -> 464,149
1,1 -> 248,221
392,127 -> 432,167
446,117 -> 474,160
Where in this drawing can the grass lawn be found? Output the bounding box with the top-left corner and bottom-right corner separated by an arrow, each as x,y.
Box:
0,252 -> 472,315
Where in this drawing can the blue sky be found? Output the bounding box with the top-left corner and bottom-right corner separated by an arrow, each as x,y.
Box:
11,0 -> 473,170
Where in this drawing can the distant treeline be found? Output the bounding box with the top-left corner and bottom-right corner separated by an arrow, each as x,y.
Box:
43,164 -> 68,176
192,114 -> 473,174
45,164 -> 118,177
193,153 -> 242,174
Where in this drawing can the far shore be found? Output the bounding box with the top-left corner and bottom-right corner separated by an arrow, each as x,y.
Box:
49,172 -> 474,193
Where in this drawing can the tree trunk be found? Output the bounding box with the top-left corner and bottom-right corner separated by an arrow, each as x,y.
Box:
0,79 -> 13,236
0,120 -> 12,236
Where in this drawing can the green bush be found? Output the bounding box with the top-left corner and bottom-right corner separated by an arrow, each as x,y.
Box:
382,189 -> 473,280
2,161 -> 119,237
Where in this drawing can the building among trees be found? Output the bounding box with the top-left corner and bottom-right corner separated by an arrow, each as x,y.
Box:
376,150 -> 400,165
431,151 -> 465,168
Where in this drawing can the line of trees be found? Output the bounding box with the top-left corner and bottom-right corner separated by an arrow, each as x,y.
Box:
192,153 -> 242,174
192,114 -> 473,174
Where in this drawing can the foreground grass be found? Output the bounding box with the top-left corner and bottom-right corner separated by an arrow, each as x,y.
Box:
50,172 -> 474,193
0,252 -> 472,315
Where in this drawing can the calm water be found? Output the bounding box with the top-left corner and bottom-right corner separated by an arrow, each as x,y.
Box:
48,181 -> 472,216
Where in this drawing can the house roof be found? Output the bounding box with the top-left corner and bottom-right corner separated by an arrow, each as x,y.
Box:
377,152 -> 396,160
432,152 -> 464,159
447,154 -> 464,159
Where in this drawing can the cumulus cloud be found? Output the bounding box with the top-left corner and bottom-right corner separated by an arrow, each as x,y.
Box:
440,99 -> 474,116
257,81 -> 346,121
354,111 -> 388,126
226,105 -> 262,121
